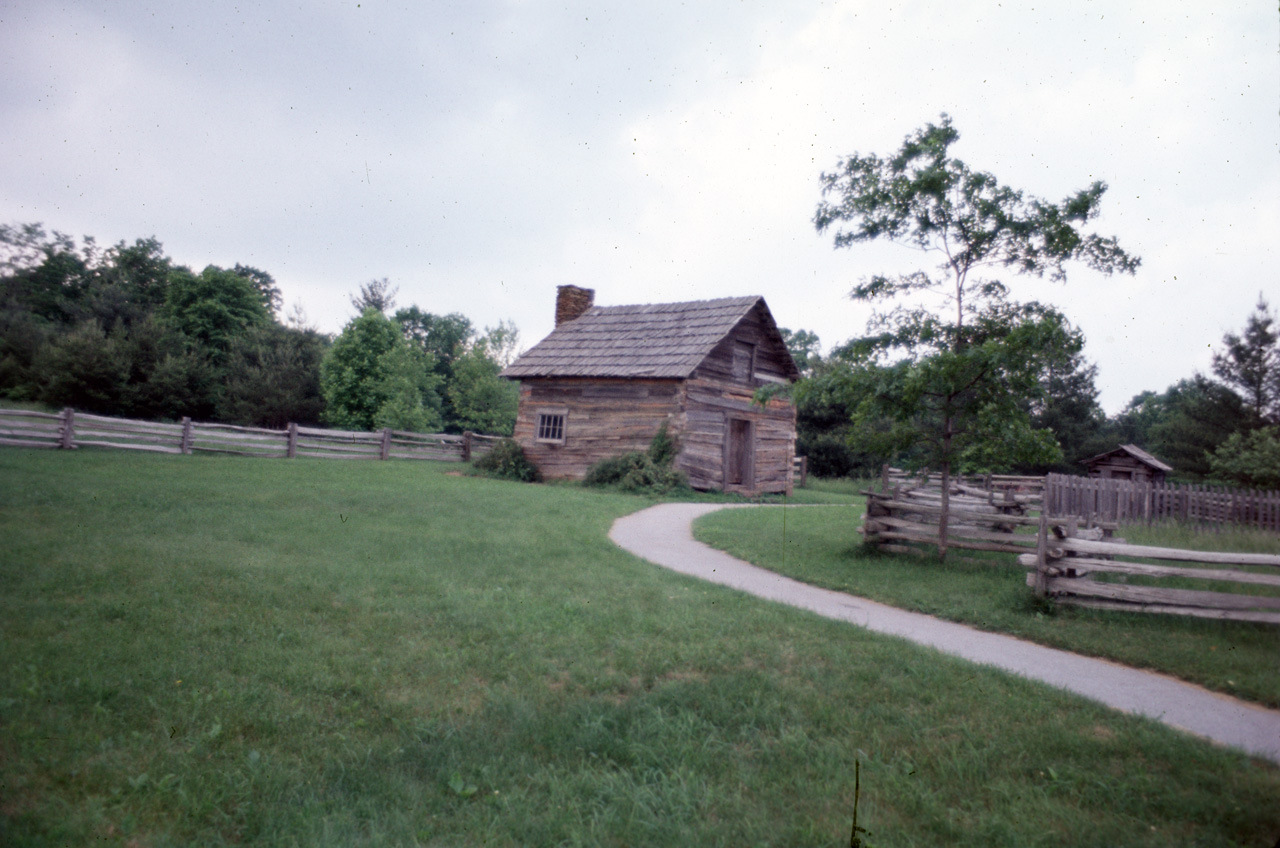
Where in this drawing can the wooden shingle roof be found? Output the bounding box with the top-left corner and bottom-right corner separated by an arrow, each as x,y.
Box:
501,295 -> 796,379
1082,444 -> 1174,473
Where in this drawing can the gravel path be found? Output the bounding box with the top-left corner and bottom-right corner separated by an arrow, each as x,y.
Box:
609,502 -> 1280,764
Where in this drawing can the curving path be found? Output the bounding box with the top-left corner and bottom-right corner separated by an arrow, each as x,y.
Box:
609,502 -> 1280,764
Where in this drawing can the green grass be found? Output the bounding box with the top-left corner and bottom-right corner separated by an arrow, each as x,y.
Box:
1,450 -> 1278,847
695,503 -> 1280,708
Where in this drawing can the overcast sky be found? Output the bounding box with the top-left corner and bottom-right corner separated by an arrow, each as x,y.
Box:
2,0 -> 1276,412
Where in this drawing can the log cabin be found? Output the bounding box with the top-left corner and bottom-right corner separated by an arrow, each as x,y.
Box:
1081,444 -> 1172,483
500,286 -> 800,494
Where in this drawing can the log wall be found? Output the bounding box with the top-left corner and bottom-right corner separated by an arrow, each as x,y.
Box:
509,373 -> 796,495
681,376 -> 794,494
511,379 -> 684,480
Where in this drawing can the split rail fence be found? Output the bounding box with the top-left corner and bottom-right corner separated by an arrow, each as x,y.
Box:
1044,472 -> 1280,533
863,470 -> 1280,624
0,407 -> 503,463
862,476 -> 1043,559
1019,516 -> 1280,625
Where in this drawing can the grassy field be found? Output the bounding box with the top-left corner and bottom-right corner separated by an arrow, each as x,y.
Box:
694,499 -> 1280,708
2,450 -> 1279,847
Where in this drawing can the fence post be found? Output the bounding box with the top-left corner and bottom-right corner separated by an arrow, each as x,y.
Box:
1033,511 -> 1049,598
379,428 -> 392,461
462,431 -> 473,462
287,422 -> 298,458
58,407 -> 76,449
180,417 -> 193,454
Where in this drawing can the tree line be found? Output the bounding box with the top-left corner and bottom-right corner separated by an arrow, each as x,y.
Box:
781,115 -> 1280,493
0,223 -> 519,435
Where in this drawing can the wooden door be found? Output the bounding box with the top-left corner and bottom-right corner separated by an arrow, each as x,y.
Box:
727,418 -> 753,489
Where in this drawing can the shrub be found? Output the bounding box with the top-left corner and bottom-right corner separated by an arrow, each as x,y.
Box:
647,420 -> 679,465
584,422 -> 688,495
473,438 -> 541,482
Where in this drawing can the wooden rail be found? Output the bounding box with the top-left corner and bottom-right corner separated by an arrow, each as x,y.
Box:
1020,515 -> 1280,625
863,470 -> 1280,624
862,478 -> 1043,558
0,407 -> 504,463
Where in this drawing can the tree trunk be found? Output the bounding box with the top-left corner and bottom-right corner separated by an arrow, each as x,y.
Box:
939,414 -> 952,561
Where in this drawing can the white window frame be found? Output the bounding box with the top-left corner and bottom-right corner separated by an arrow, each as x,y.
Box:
535,408 -> 568,445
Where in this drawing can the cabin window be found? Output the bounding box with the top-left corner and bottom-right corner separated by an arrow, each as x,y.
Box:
536,411 -> 566,444
732,341 -> 756,382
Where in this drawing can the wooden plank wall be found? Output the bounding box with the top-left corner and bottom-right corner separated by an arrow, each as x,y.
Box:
511,379 -> 684,480
682,376 -> 794,495
511,373 -> 796,495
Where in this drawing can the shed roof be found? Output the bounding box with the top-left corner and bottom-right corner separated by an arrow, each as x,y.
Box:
1082,444 -> 1173,473
501,295 -> 799,380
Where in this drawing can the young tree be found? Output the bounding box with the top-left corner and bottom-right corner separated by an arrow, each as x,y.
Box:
446,344 -> 519,435
814,115 -> 1139,555
1211,295 -> 1279,425
320,308 -> 443,432
1208,426 -> 1280,490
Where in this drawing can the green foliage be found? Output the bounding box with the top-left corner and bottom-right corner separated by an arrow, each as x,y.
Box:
321,309 -> 444,432
33,317 -> 218,419
2,223 -> 526,438
1208,426 -> 1280,489
792,351 -> 902,478
1211,295 -> 1279,424
779,327 -> 821,376
163,265 -> 273,359
472,437 -> 541,482
33,320 -> 130,413
813,116 -> 1138,479
219,324 -> 328,428
585,422 -> 688,494
446,346 -> 518,435
647,420 -> 679,466
1024,340 -> 1107,473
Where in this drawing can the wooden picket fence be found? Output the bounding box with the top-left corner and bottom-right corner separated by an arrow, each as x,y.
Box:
1044,472 -> 1280,532
0,407 -> 503,462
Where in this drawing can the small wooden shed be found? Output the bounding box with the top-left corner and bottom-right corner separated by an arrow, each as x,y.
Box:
1082,444 -> 1172,483
500,286 -> 799,494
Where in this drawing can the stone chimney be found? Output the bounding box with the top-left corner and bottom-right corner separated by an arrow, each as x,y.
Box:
555,285 -> 595,326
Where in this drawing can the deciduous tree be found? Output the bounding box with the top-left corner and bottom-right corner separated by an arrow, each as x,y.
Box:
813,115 -> 1139,555
321,308 -> 443,432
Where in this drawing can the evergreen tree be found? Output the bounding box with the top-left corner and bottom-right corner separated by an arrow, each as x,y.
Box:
1211,295 -> 1279,425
